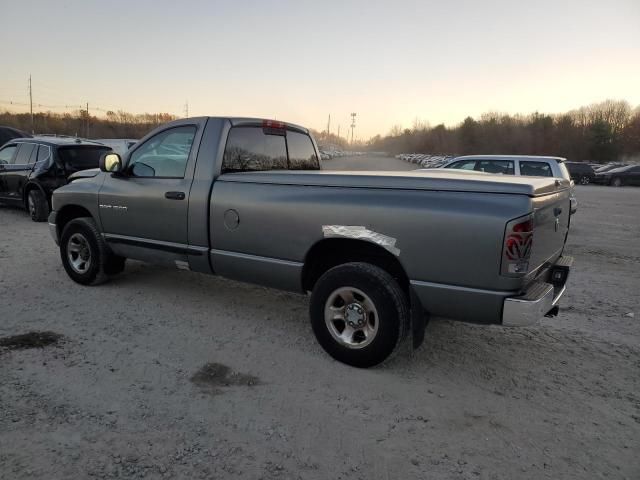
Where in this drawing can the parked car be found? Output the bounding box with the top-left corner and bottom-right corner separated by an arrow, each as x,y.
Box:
593,165 -> 640,186
594,163 -> 628,173
48,117 -> 573,367
0,126 -> 31,146
94,138 -> 138,156
564,161 -> 596,185
0,137 -> 111,221
439,155 -> 578,213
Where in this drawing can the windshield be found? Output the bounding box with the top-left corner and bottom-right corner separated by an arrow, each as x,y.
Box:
57,146 -> 110,173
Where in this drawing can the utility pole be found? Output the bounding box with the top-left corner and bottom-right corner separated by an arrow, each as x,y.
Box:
29,75 -> 34,133
350,112 -> 357,145
337,125 -> 340,139
327,114 -> 331,136
86,102 -> 89,138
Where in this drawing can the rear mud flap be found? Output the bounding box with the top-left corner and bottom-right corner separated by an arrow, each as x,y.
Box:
410,288 -> 428,349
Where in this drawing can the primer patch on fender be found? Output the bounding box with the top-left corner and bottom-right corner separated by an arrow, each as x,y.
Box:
322,225 -> 400,256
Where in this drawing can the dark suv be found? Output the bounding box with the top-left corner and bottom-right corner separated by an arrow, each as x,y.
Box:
0,137 -> 111,221
564,161 -> 596,185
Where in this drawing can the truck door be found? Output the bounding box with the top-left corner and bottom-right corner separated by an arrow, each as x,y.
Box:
98,123 -> 203,265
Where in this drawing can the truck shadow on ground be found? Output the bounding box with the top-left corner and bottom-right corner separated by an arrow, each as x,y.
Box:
112,261 -> 633,398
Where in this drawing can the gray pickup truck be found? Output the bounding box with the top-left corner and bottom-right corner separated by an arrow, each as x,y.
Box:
48,117 -> 573,367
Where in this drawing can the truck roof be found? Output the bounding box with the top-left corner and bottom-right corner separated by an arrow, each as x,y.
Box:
164,116 -> 309,134
219,169 -> 570,197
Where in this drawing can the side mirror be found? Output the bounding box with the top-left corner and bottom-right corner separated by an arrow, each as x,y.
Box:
100,152 -> 122,173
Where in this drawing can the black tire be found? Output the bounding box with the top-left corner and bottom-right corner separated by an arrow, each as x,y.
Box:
60,217 -> 123,285
611,177 -> 623,187
309,262 -> 409,368
579,176 -> 590,185
27,189 -> 49,222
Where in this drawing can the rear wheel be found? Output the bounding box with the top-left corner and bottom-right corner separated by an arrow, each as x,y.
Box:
27,189 -> 49,222
309,262 -> 409,368
579,175 -> 590,185
611,177 -> 623,187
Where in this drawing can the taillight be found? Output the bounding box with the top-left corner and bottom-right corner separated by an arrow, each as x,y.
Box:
262,119 -> 286,136
262,120 -> 285,129
501,214 -> 534,276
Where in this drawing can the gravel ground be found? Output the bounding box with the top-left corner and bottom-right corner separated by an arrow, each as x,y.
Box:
1,159 -> 639,479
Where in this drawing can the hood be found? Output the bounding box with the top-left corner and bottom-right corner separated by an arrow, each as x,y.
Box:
68,168 -> 101,182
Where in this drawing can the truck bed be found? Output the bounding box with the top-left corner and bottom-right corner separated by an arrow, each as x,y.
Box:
219,169 -> 571,197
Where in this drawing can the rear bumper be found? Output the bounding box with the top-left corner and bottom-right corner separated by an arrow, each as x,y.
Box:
502,256 -> 573,326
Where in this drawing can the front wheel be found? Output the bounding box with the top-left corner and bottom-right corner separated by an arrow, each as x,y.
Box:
579,175 -> 590,185
60,217 -> 124,285
309,262 -> 409,368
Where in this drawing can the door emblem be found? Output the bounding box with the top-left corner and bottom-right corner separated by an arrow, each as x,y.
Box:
99,204 -> 128,212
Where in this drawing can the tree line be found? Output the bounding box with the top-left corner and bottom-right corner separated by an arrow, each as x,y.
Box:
0,109 -> 178,140
2,99 -> 639,162
367,100 -> 640,162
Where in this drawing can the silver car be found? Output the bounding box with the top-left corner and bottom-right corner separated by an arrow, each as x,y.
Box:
439,155 -> 577,213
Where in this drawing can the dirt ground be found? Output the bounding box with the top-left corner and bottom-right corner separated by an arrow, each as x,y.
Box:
1,160 -> 639,479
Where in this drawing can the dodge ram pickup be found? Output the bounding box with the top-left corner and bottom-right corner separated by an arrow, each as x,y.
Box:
48,117 -> 573,367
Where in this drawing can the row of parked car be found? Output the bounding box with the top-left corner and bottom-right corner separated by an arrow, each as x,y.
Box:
395,153 -> 455,168
396,151 -> 640,187
0,126 -> 138,222
318,148 -> 367,161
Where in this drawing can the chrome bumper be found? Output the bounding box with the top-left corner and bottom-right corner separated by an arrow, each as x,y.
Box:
502,256 -> 572,326
48,211 -> 59,245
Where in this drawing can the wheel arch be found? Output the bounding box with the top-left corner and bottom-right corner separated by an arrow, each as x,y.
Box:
22,181 -> 48,209
56,204 -> 95,238
301,238 -> 410,294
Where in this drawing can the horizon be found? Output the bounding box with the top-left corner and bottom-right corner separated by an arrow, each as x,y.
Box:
1,0 -> 639,139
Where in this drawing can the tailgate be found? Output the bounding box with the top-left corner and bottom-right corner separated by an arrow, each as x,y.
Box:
528,188 -> 571,275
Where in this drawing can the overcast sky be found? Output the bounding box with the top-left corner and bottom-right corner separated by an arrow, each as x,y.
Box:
1,0 -> 639,138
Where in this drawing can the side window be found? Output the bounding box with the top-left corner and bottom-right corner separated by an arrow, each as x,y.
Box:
14,143 -> 36,165
287,131 -> 319,170
37,145 -> 51,164
520,161 -> 553,177
28,145 -> 40,164
222,127 -> 287,173
0,145 -> 17,165
446,160 -> 476,170
475,160 -> 514,175
128,126 -> 196,178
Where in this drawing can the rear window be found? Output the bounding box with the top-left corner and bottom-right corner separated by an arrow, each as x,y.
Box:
287,131 -> 319,169
58,146 -> 110,171
520,161 -> 553,177
222,126 -> 319,173
476,160 -> 514,175
223,127 -> 287,173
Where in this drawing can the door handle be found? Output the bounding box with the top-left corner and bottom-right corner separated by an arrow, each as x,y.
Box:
165,191 -> 185,200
